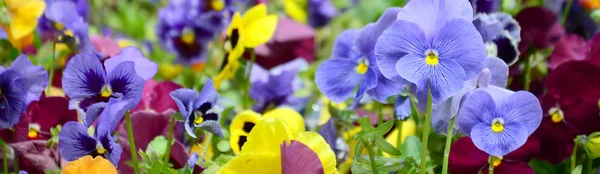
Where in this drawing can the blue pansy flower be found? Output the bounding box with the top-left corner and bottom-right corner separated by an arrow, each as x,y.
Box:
170,79 -> 224,138
316,8 -> 409,108
44,0 -> 94,53
58,98 -> 128,166
375,0 -> 486,104
308,0 -> 338,28
62,47 -> 152,127
473,12 -> 521,65
457,89 -> 542,157
250,59 -> 308,113
469,0 -> 500,14
0,55 -> 48,129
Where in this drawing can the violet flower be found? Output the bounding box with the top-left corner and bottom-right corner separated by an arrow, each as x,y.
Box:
308,0 -> 338,28
473,13 -> 521,65
375,0 -> 487,104
43,0 -> 94,53
170,79 -> 224,138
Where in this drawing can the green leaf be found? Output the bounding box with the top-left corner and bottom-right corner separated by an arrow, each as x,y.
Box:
402,136 -> 422,162
373,120 -> 394,136
353,141 -> 365,161
374,136 -> 402,156
44,169 -> 61,174
358,117 -> 372,131
528,159 -> 557,174
147,136 -> 168,159
571,165 -> 582,174
177,165 -> 193,174
173,112 -> 185,121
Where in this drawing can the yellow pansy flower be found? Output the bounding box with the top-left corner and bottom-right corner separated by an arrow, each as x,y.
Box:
283,0 -> 308,24
214,4 -> 277,89
2,0 -> 45,50
61,155 -> 117,174
219,113 -> 336,174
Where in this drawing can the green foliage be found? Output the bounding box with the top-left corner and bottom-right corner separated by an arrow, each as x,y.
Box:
46,125 -> 62,148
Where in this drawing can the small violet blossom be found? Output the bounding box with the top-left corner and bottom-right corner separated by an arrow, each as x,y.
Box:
375,0 -> 487,104
170,79 -> 224,138
250,59 -> 308,113
43,0 -> 94,53
473,12 -> 521,65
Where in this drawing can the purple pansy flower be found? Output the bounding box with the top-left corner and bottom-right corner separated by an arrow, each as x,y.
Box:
457,89 -> 542,157
375,0 -> 486,104
156,0 -> 230,65
170,79 -> 224,138
469,0 -> 500,14
250,59 -> 307,113
308,0 -> 338,28
473,13 -> 521,65
43,0 -> 94,54
58,98 -> 127,166
316,8 -> 409,109
0,55 -> 48,129
62,48 -> 151,127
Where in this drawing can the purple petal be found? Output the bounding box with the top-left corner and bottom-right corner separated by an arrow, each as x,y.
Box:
367,73 -> 407,103
315,59 -> 362,103
394,95 -> 412,120
318,119 -> 337,154
58,122 -> 98,161
96,98 -> 130,137
457,90 -> 497,135
332,29 -> 361,59
498,91 -> 542,134
104,47 -> 158,80
472,0 -> 501,14
195,120 -> 223,138
62,53 -> 106,102
350,68 -> 377,109
45,1 -> 85,31
0,70 -> 27,129
84,102 -> 107,127
431,79 -> 476,134
194,79 -> 219,107
397,0 -> 473,40
170,89 -> 198,119
483,57 -> 508,87
356,8 -> 401,55
187,153 -> 199,168
470,122 -> 528,156
107,61 -> 145,107
475,85 -> 514,104
96,129 -> 122,166
281,140 -> 324,174
9,55 -> 48,105
434,19 -> 486,79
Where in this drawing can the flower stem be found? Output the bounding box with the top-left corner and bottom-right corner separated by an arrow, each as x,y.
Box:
419,87 -> 433,174
125,111 -> 140,174
163,116 -> 176,163
561,0 -> 574,26
47,39 -> 57,94
523,54 -> 532,91
571,145 -> 578,171
1,139 -> 7,174
396,119 -> 403,150
377,103 -> 384,126
584,157 -> 592,174
201,133 -> 213,161
441,117 -> 455,174
243,51 -> 256,110
366,143 -> 379,174
489,158 -> 495,174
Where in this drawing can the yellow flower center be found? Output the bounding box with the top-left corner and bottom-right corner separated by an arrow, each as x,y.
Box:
194,115 -> 204,124
211,0 -> 225,11
181,31 -> 195,45
425,50 -> 439,66
355,62 -> 368,74
97,148 -> 106,154
551,112 -> 563,123
491,118 -> 504,133
100,85 -> 112,98
492,157 -> 502,167
54,22 -> 65,30
28,129 -> 38,138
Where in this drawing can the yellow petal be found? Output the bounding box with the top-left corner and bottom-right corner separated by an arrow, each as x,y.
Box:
231,110 -> 262,134
7,0 -> 45,39
227,37 -> 245,61
218,152 -> 281,174
283,0 -> 308,24
227,12 -> 243,37
242,4 -> 268,27
242,15 -> 277,48
61,155 -> 117,174
241,116 -> 293,154
293,132 -> 338,174
5,28 -> 33,50
229,130 -> 249,155
263,107 -> 305,134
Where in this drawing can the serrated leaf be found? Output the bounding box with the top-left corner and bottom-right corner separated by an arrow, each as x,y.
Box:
374,136 -> 402,156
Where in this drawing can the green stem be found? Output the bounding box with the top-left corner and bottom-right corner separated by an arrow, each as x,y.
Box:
561,0 -> 574,26
163,116 -> 176,163
201,133 -> 213,160
523,54 -> 532,91
125,112 -> 140,174
396,119 -> 403,150
366,143 -> 379,174
571,145 -> 578,172
377,103 -> 384,126
585,157 -> 593,174
47,39 -> 57,94
1,140 -> 7,174
489,158 -> 495,174
441,118 -> 455,174
243,51 -> 256,110
419,87 -> 433,174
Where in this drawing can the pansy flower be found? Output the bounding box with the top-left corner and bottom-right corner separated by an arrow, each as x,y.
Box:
250,59 -> 307,113
375,0 -> 487,104
229,108 -> 305,154
156,0 -> 230,65
473,12 -> 521,65
548,34 -> 587,69
38,0 -> 88,37
58,98 -> 128,166
0,54 -> 48,129
564,2 -> 598,39
215,4 -> 277,89
0,0 -> 45,50
316,8 -> 408,108
458,89 -> 542,157
254,18 -> 316,69
44,0 -> 94,53
534,61 -> 600,164
515,7 -> 565,53
469,0 -> 500,14
91,35 -> 122,59
449,137 -> 539,174
62,47 -> 153,127
62,155 -> 117,174
170,79 -> 224,138
219,112 -> 336,174
283,0 -> 337,28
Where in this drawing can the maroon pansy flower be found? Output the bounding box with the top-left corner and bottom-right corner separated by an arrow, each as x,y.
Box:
548,34 -> 587,69
132,79 -> 183,115
515,7 -> 565,53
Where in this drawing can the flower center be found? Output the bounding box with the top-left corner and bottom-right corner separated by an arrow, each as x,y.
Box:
27,129 -> 38,139
100,85 -> 112,98
424,49 -> 439,66
491,118 -> 504,133
549,107 -> 564,123
194,112 -> 205,124
490,156 -> 503,167
54,22 -> 65,31
181,29 -> 195,45
355,59 -> 369,74
211,0 -> 225,11
96,143 -> 106,155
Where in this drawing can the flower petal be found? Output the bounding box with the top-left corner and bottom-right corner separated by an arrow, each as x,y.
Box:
281,140 -> 324,174
0,70 -> 27,129
170,89 -> 198,137
96,98 -> 130,137
195,79 -> 220,108
332,29 -> 360,59
196,120 -> 224,138
9,54 -> 48,104
394,95 -> 412,121
243,15 -> 278,48
484,56 -> 509,87
62,53 -> 106,101
434,19 -> 486,79
241,117 -> 294,154
498,91 -> 542,134
487,161 -> 534,174
457,90 -> 496,135
106,61 -> 145,106
104,47 -> 158,80
397,0 -> 473,40
399,55 -> 467,103
44,1 -> 82,31
315,59 -> 362,103
449,137 -> 489,174
58,122 -> 98,161
367,73 -> 407,103
351,68 -> 377,109
470,122 -> 529,157
356,7 -> 401,56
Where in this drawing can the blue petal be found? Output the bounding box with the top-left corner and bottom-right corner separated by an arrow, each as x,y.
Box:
356,8 -> 401,56
194,79 -> 220,109
483,56 -> 508,87
62,53 -> 106,102
457,90 -> 496,136
367,73 -> 406,103
498,91 -> 542,134
350,68 -> 377,109
104,47 -> 158,80
470,121 -> 528,156
96,129 -> 122,166
332,29 -> 361,60
170,89 -> 198,119
394,95 -> 412,120
58,122 -> 98,161
84,102 -> 107,127
433,19 -> 486,80
96,98 -> 130,137
9,54 -> 48,105
431,79 -> 476,134
475,85 -> 514,104
0,70 -> 26,129
397,0 -> 473,40
315,59 -> 362,103
187,153 -> 199,168
45,1 -> 84,31
196,120 -> 224,138
107,61 -> 145,108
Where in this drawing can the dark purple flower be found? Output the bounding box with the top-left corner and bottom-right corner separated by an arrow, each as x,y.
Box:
254,18 -> 316,69
308,0 -> 337,28
250,59 -> 307,113
170,79 -> 224,138
565,2 -> 598,39
0,54 -> 48,129
469,0 -> 501,14
20,94 -> 78,140
316,8 -> 409,109
132,79 -> 183,114
156,0 -> 230,65
62,48 -> 149,127
58,98 -> 128,166
516,7 -> 565,53
548,34 -> 587,69
473,13 -> 521,65
43,0 -> 94,54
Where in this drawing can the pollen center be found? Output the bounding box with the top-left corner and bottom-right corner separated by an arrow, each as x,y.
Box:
551,112 -> 563,123
54,22 -> 65,30
97,148 -> 106,154
27,129 -> 38,139
194,115 -> 204,124
355,62 -> 368,74
211,0 -> 225,11
100,85 -> 112,98
491,118 -> 504,133
181,32 -> 195,45
425,49 -> 439,66
490,156 -> 503,167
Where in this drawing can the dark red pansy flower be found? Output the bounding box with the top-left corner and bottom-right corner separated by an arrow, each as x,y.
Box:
534,61 -> 600,164
548,34 -> 587,69
132,79 -> 183,114
516,7 -> 565,53
449,136 -> 539,174
584,32 -> 600,65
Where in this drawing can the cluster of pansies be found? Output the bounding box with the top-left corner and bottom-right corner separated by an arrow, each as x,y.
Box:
0,0 -> 600,173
